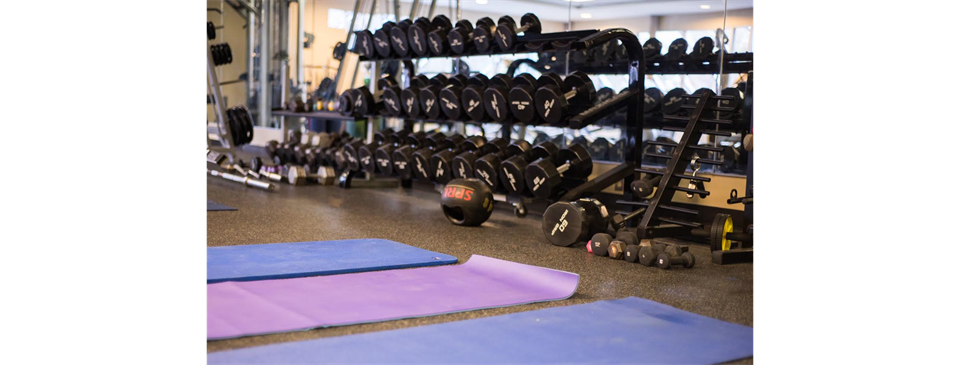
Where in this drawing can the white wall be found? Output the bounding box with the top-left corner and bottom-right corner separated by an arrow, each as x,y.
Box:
573,8 -> 753,36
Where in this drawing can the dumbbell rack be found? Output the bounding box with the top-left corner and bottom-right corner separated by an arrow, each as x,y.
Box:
614,92 -> 736,238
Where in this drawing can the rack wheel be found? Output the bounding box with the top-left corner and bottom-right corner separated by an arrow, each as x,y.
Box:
710,213 -> 734,251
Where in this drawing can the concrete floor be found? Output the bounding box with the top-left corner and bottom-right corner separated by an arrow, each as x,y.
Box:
207,175 -> 753,363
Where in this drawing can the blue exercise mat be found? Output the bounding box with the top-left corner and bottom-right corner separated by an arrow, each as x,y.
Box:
207,297 -> 753,364
207,239 -> 458,283
207,200 -> 237,211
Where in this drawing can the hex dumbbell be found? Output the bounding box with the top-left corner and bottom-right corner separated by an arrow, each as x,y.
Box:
469,17 -> 499,53
409,15 -> 452,56
452,137 -> 509,180
401,74 -> 446,118
411,134 -> 465,181
482,74 -> 517,123
431,135 -> 487,184
420,74 -> 467,120
440,74 -> 489,120
493,13 -> 542,51
474,139 -> 531,190
534,71 -> 597,126
375,131 -> 425,177
524,143 -> 593,199
499,141 -> 559,195
657,251 -> 696,269
392,131 -> 447,180
588,230 -> 639,259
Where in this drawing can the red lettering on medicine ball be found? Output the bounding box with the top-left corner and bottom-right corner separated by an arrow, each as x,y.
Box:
455,188 -> 464,199
444,187 -> 455,197
464,190 -> 473,201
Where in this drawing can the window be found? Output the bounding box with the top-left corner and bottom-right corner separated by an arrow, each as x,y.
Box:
327,8 -> 396,32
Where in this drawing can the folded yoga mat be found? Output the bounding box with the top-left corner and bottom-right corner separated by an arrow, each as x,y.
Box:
207,200 -> 237,211
208,297 -> 753,364
208,255 -> 579,340
207,239 -> 458,283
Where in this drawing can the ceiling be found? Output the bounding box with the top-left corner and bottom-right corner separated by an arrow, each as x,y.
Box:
407,0 -> 754,21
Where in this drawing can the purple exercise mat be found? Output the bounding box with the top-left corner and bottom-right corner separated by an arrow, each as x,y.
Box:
208,255 -> 579,340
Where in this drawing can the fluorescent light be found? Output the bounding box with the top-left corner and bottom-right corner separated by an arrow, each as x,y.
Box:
580,13 -> 593,19
476,0 -> 488,4
700,4 -> 711,9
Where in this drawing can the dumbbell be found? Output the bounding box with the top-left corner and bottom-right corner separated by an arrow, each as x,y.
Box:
358,78 -> 401,116
420,74 -> 467,120
718,87 -> 743,119
541,198 -> 611,247
341,129 -> 395,173
431,135 -> 487,184
588,230 -> 639,259
354,29 -> 375,58
372,21 -> 403,58
428,18 -> 464,55
469,17 -> 499,53
462,74 -> 500,122
389,18 -> 425,57
359,129 -> 406,174
657,251 -> 696,269
665,38 -> 689,61
443,18 -> 474,54
588,138 -> 611,161
440,74 -> 489,120
381,75 -> 421,117
507,73 -> 548,125
685,88 -> 718,118
285,164 -> 337,186
375,131 -> 424,177
392,131 -> 447,180
411,134 -> 465,181
482,74 -> 517,123
524,143 -> 592,198
493,13 -> 542,51
401,74 -> 446,118
630,173 -> 663,199
452,138 -> 509,180
689,37 -> 715,60
638,243 -> 671,267
499,141 -> 559,195
337,88 -> 362,117
409,15 -> 452,56
643,88 -> 663,114
661,88 -> 686,115
534,71 -> 597,126
642,38 -> 662,60
474,140 -> 531,190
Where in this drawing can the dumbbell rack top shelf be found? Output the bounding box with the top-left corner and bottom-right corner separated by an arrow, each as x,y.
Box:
355,29 -> 601,62
543,52 -> 753,75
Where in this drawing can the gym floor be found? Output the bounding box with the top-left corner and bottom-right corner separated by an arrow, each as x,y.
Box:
207,175 -> 754,363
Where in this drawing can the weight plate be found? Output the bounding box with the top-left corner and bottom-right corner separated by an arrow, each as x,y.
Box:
710,213 -> 734,251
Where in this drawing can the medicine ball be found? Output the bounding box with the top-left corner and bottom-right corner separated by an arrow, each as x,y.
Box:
441,178 -> 494,226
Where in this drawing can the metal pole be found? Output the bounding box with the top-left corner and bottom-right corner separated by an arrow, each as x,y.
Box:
208,47 -> 234,148
351,0 -> 378,89
409,0 -> 420,19
279,1 -> 289,106
333,0 -> 363,95
259,0 -> 272,128
430,0 -> 438,18
247,6 -> 256,105
297,0 -> 305,101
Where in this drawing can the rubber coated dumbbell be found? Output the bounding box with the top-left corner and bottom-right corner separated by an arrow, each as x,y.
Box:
431,136 -> 487,184
638,243 -> 669,266
541,198 -> 611,247
352,78 -> 399,116
337,88 -> 362,117
643,88 -> 663,115
409,15 -> 452,57
452,138 -> 509,179
390,18 -> 426,57
469,17 -> 499,53
392,131 -> 447,180
499,141 -> 559,195
462,74 -> 501,122
440,74 -> 488,120
507,73 -> 546,125
588,230 -> 639,259
718,87 -> 743,120
341,128 -> 395,173
661,88 -> 686,115
359,129 -> 407,174
373,20 -> 404,58
421,74 -> 468,120
665,38 -> 688,61
401,74 -> 446,118
474,140 -> 531,190
375,131 -> 425,177
429,18 -> 466,55
380,76 -> 411,117
354,29 -> 376,58
642,38 -> 662,60
444,18 -> 476,54
689,37 -> 715,60
482,74 -> 516,123
623,245 -> 640,263
493,13 -> 542,51
525,143 -> 593,198
657,251 -> 696,269
534,71 -> 597,126
631,173 -> 663,199
411,134 -> 465,181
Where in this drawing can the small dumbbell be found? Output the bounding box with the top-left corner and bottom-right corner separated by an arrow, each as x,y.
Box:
440,74 -> 489,120
482,74 -> 517,123
623,245 -> 640,263
411,134 -> 465,181
630,173 -> 663,199
534,71 -> 597,126
524,143 -> 593,199
642,38 -> 662,60
657,251 -> 696,269
507,73 -> 547,125
643,88 -> 663,115
638,243 -> 669,266
689,37 -> 715,60
499,141 -> 559,195
390,18 -> 425,57
469,17 -> 499,53
431,135 -> 486,184
392,131 -> 446,180
420,74 -> 468,120
409,15 -> 452,56
541,198 -> 611,247
452,138 -> 509,179
493,13 -> 542,51
588,137 -> 611,161
376,131 -> 425,177
589,230 -> 639,259
474,139 -> 531,190
372,21 -> 403,58
354,29 -> 376,58
286,165 -> 337,186
665,38 -> 688,61
401,74 -> 446,118
661,88 -> 686,115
